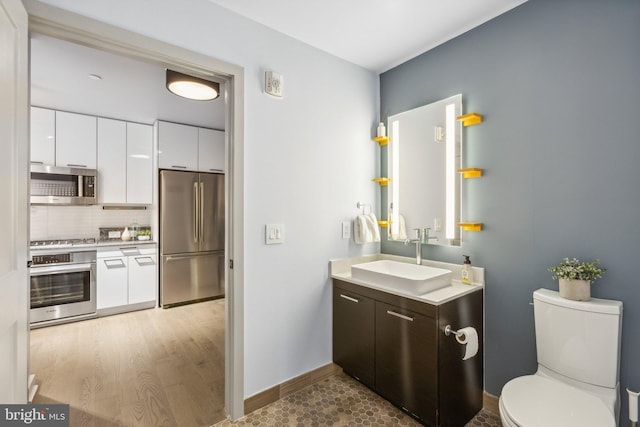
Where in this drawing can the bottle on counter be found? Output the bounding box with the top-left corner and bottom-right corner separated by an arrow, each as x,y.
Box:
461,255 -> 474,285
121,227 -> 131,241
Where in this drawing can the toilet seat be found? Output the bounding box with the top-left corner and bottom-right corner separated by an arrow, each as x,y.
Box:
500,374 -> 615,427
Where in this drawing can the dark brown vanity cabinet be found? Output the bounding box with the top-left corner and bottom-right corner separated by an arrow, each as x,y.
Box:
332,279 -> 483,427
332,287 -> 375,388
375,301 -> 438,425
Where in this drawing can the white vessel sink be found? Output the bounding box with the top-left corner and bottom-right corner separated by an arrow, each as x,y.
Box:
351,260 -> 452,295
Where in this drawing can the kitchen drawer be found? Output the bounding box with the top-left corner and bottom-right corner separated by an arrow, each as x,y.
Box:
98,244 -> 157,258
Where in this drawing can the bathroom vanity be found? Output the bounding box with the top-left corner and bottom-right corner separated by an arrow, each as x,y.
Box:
331,256 -> 484,427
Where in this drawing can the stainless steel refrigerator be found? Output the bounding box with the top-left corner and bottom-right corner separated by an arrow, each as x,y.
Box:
159,170 -> 224,306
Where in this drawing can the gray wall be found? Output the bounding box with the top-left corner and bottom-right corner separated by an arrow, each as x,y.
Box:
380,0 -> 640,423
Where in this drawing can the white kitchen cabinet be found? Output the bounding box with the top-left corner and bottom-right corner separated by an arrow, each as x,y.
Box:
198,128 -> 225,172
97,119 -> 153,204
126,123 -> 153,204
97,244 -> 157,311
97,256 -> 129,309
97,118 -> 127,204
157,121 -> 198,171
56,111 -> 97,169
128,252 -> 157,304
30,107 -> 56,165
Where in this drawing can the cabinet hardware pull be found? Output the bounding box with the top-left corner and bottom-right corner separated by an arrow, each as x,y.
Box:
340,294 -> 359,303
104,259 -> 126,269
386,310 -> 414,322
135,256 -> 155,266
172,165 -> 187,169
67,163 -> 87,168
30,161 -> 43,165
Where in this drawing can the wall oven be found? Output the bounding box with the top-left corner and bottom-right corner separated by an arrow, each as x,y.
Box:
29,246 -> 97,327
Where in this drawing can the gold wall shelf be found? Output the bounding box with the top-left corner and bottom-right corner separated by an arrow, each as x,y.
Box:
373,177 -> 391,186
372,136 -> 391,146
457,168 -> 483,178
458,222 -> 483,232
457,113 -> 483,127
377,220 -> 389,228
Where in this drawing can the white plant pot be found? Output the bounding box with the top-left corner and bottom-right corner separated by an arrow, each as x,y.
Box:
559,278 -> 591,301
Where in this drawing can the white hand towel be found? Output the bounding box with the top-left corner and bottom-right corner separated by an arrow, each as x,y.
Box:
366,213 -> 381,242
391,214 -> 407,241
354,215 -> 369,244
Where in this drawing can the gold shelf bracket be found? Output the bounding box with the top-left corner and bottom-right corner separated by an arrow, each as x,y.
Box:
457,168 -> 483,178
458,222 -> 483,232
457,113 -> 483,127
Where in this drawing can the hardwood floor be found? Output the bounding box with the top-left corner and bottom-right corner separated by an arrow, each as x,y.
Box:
30,299 -> 226,427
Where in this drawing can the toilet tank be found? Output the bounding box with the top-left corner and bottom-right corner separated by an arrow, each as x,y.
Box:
533,288 -> 622,388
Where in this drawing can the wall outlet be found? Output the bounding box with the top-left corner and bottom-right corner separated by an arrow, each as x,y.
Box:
342,221 -> 351,239
265,223 -> 284,244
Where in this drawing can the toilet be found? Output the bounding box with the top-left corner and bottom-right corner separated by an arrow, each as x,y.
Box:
499,288 -> 623,427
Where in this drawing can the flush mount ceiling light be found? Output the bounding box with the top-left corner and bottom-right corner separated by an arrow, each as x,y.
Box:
166,69 -> 220,101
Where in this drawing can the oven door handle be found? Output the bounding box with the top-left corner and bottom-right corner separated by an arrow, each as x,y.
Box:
29,262 -> 94,276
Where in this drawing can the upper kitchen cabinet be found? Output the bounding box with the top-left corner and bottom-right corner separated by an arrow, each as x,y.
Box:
157,120 -> 224,172
56,111 -> 97,169
97,118 -> 152,205
126,123 -> 153,204
198,128 -> 225,173
157,121 -> 198,171
30,107 -> 56,166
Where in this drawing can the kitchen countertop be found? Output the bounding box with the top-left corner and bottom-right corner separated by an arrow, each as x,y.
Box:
30,239 -> 157,252
97,239 -> 157,248
330,254 -> 484,305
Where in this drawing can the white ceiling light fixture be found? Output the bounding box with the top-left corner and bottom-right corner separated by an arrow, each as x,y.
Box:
166,69 -> 220,101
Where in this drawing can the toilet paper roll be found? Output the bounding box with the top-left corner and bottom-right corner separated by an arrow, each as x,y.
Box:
455,327 -> 478,360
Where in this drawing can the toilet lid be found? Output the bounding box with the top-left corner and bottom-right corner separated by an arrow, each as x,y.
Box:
501,375 -> 615,427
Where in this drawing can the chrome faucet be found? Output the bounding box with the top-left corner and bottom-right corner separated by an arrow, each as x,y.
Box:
405,228 -> 438,265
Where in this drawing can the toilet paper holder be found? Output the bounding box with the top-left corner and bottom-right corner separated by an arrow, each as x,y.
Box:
444,324 -> 464,338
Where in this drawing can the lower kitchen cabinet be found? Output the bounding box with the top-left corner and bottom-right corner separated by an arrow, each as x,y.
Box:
333,279 -> 483,427
97,244 -> 157,312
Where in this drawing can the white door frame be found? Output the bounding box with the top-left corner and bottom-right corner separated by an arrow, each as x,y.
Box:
0,0 -> 29,405
23,0 -> 246,420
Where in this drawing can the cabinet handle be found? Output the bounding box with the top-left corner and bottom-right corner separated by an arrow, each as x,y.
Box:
104,259 -> 126,269
339,294 -> 359,303
30,161 -> 44,165
134,256 -> 155,266
120,247 -> 141,256
67,163 -> 88,168
172,165 -> 187,169
386,310 -> 414,322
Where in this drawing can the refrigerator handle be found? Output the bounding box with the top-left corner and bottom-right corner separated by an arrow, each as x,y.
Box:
193,181 -> 199,243
200,181 -> 205,242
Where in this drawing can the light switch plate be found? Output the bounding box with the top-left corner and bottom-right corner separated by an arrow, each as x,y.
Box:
265,223 -> 284,244
342,221 -> 351,239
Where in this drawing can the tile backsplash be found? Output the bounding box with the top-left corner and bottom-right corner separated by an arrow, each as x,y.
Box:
30,205 -> 152,240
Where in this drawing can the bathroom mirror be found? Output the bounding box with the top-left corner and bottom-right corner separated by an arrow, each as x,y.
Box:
387,94 -> 462,246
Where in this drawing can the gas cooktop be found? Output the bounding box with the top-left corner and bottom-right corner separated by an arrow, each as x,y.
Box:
30,238 -> 97,249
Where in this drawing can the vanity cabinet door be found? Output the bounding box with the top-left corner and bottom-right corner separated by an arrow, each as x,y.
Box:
375,301 -> 437,425
332,285 -> 375,388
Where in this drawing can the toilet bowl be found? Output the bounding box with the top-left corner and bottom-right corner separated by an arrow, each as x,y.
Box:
499,373 -> 615,427
499,288 -> 623,427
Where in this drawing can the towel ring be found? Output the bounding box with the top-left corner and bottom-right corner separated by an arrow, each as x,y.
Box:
356,202 -> 371,215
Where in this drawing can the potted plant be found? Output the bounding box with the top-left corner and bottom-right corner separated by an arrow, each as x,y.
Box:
548,257 -> 606,301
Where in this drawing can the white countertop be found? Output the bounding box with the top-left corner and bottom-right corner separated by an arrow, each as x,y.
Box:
330,254 -> 484,305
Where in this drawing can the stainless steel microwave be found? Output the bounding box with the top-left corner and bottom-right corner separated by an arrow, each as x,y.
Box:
30,164 -> 97,205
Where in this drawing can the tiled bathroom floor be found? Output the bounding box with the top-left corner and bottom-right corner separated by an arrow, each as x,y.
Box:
216,372 -> 502,426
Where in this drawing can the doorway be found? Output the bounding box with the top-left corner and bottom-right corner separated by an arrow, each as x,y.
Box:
26,2 -> 245,422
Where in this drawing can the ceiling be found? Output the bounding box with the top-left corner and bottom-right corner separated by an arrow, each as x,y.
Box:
30,1 -> 526,126
207,0 -> 528,72
30,33 -> 225,130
